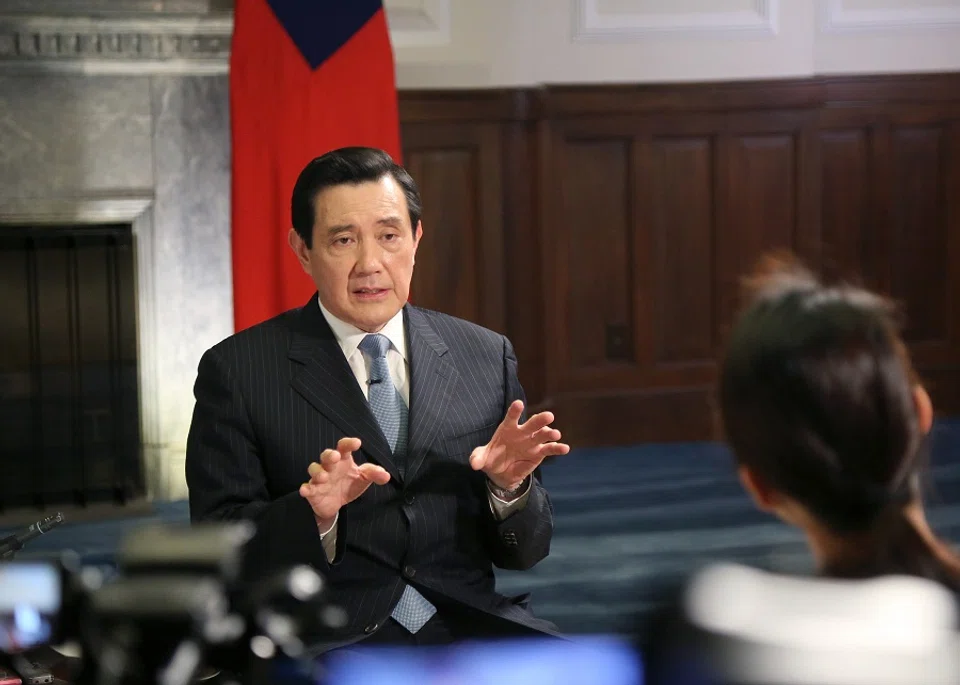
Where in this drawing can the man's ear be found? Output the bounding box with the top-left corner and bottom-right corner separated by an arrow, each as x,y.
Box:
739,465 -> 776,512
288,228 -> 311,273
914,384 -> 934,435
412,220 -> 423,263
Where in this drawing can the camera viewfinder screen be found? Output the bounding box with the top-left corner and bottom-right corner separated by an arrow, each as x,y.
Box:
0,563 -> 60,653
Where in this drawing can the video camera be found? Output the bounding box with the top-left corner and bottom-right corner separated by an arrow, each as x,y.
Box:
0,521 -> 348,685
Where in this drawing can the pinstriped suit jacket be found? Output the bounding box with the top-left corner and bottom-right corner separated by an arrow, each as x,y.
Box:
185,294 -> 557,643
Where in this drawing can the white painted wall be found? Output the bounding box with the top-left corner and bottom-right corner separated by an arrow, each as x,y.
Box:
384,0 -> 960,89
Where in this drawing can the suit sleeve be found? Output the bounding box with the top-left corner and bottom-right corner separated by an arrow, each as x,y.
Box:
485,336 -> 555,571
185,347 -> 338,581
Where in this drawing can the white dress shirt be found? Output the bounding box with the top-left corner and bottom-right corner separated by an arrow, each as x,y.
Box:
315,301 -> 530,562
322,300 -> 410,405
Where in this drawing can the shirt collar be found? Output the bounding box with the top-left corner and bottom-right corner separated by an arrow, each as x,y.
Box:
318,299 -> 407,362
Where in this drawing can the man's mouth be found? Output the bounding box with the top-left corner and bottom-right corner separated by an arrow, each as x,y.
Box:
353,287 -> 389,299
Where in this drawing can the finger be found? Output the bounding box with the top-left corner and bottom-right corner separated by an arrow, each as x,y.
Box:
502,400 -> 524,427
357,463 -> 391,485
319,449 -> 341,471
299,482 -> 316,498
311,469 -> 330,485
469,447 -> 487,471
536,442 -> 571,459
307,462 -> 331,485
337,437 -> 362,456
521,411 -> 555,434
530,426 -> 561,445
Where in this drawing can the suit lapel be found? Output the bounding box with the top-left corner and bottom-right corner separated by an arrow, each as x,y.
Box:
404,306 -> 460,483
288,296 -> 400,482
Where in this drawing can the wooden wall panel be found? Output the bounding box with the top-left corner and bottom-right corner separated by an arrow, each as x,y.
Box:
401,122 -> 506,334
399,90 -> 548,406
540,117 -> 646,408
636,116 -> 720,397
500,112 -> 544,406
718,131 -> 801,336
646,135 -> 714,369
817,107 -> 892,296
890,122 -> 950,348
883,109 -> 960,408
399,74 -> 960,446
560,137 -> 635,378
819,127 -> 873,286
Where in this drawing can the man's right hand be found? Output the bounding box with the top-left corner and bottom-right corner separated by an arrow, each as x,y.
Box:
299,437 -> 391,527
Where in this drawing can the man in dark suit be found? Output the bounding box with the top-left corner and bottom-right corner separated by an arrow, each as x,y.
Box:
185,147 -> 570,649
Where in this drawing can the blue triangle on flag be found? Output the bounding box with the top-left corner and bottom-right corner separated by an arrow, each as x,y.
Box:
266,0 -> 385,70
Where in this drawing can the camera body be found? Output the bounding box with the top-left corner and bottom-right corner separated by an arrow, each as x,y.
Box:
0,522 -> 346,685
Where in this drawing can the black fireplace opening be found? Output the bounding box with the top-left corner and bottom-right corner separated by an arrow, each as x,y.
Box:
0,223 -> 145,516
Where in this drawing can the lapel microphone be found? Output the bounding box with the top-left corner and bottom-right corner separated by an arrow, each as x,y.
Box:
367,378 -> 383,385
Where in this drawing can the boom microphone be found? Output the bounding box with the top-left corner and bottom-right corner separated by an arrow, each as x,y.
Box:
0,512 -> 65,559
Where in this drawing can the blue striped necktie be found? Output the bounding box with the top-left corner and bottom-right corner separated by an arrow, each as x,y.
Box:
358,334 -> 437,634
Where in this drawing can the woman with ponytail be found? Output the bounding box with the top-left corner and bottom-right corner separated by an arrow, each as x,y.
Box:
718,253 -> 960,587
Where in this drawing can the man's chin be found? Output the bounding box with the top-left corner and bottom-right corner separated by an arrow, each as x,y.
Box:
348,301 -> 402,332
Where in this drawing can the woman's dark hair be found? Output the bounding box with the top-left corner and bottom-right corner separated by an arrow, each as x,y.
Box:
718,252 -> 960,587
291,146 -> 422,248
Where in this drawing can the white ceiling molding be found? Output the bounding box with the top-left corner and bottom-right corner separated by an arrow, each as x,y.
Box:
820,0 -> 960,34
385,0 -> 451,48
572,0 -> 780,41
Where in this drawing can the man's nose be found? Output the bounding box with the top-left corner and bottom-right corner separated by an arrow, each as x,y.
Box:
354,239 -> 383,273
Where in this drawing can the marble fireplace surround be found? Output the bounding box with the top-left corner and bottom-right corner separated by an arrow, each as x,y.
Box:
0,1 -> 236,502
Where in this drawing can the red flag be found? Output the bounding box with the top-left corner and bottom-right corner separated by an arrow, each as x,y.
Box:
230,0 -> 401,331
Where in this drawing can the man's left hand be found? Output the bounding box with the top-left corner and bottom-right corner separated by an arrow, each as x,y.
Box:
469,400 -> 570,490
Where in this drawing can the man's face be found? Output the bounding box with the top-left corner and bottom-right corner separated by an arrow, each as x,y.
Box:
289,175 -> 422,333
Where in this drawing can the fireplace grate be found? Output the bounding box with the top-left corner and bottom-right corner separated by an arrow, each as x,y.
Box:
0,223 -> 144,513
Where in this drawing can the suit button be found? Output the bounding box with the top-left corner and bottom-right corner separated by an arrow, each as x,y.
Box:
364,622 -> 379,634
404,565 -> 416,578
404,493 -> 415,505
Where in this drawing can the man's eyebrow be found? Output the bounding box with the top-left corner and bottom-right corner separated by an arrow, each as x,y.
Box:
377,216 -> 403,226
326,224 -> 355,235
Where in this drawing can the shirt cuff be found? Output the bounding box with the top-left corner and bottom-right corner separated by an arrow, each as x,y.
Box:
487,478 -> 532,520
317,511 -> 339,538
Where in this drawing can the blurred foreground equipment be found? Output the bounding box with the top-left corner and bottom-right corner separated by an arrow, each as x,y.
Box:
642,562 -> 960,685
0,522 -> 347,685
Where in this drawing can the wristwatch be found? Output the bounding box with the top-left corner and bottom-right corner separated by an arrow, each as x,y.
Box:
487,476 -> 529,501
